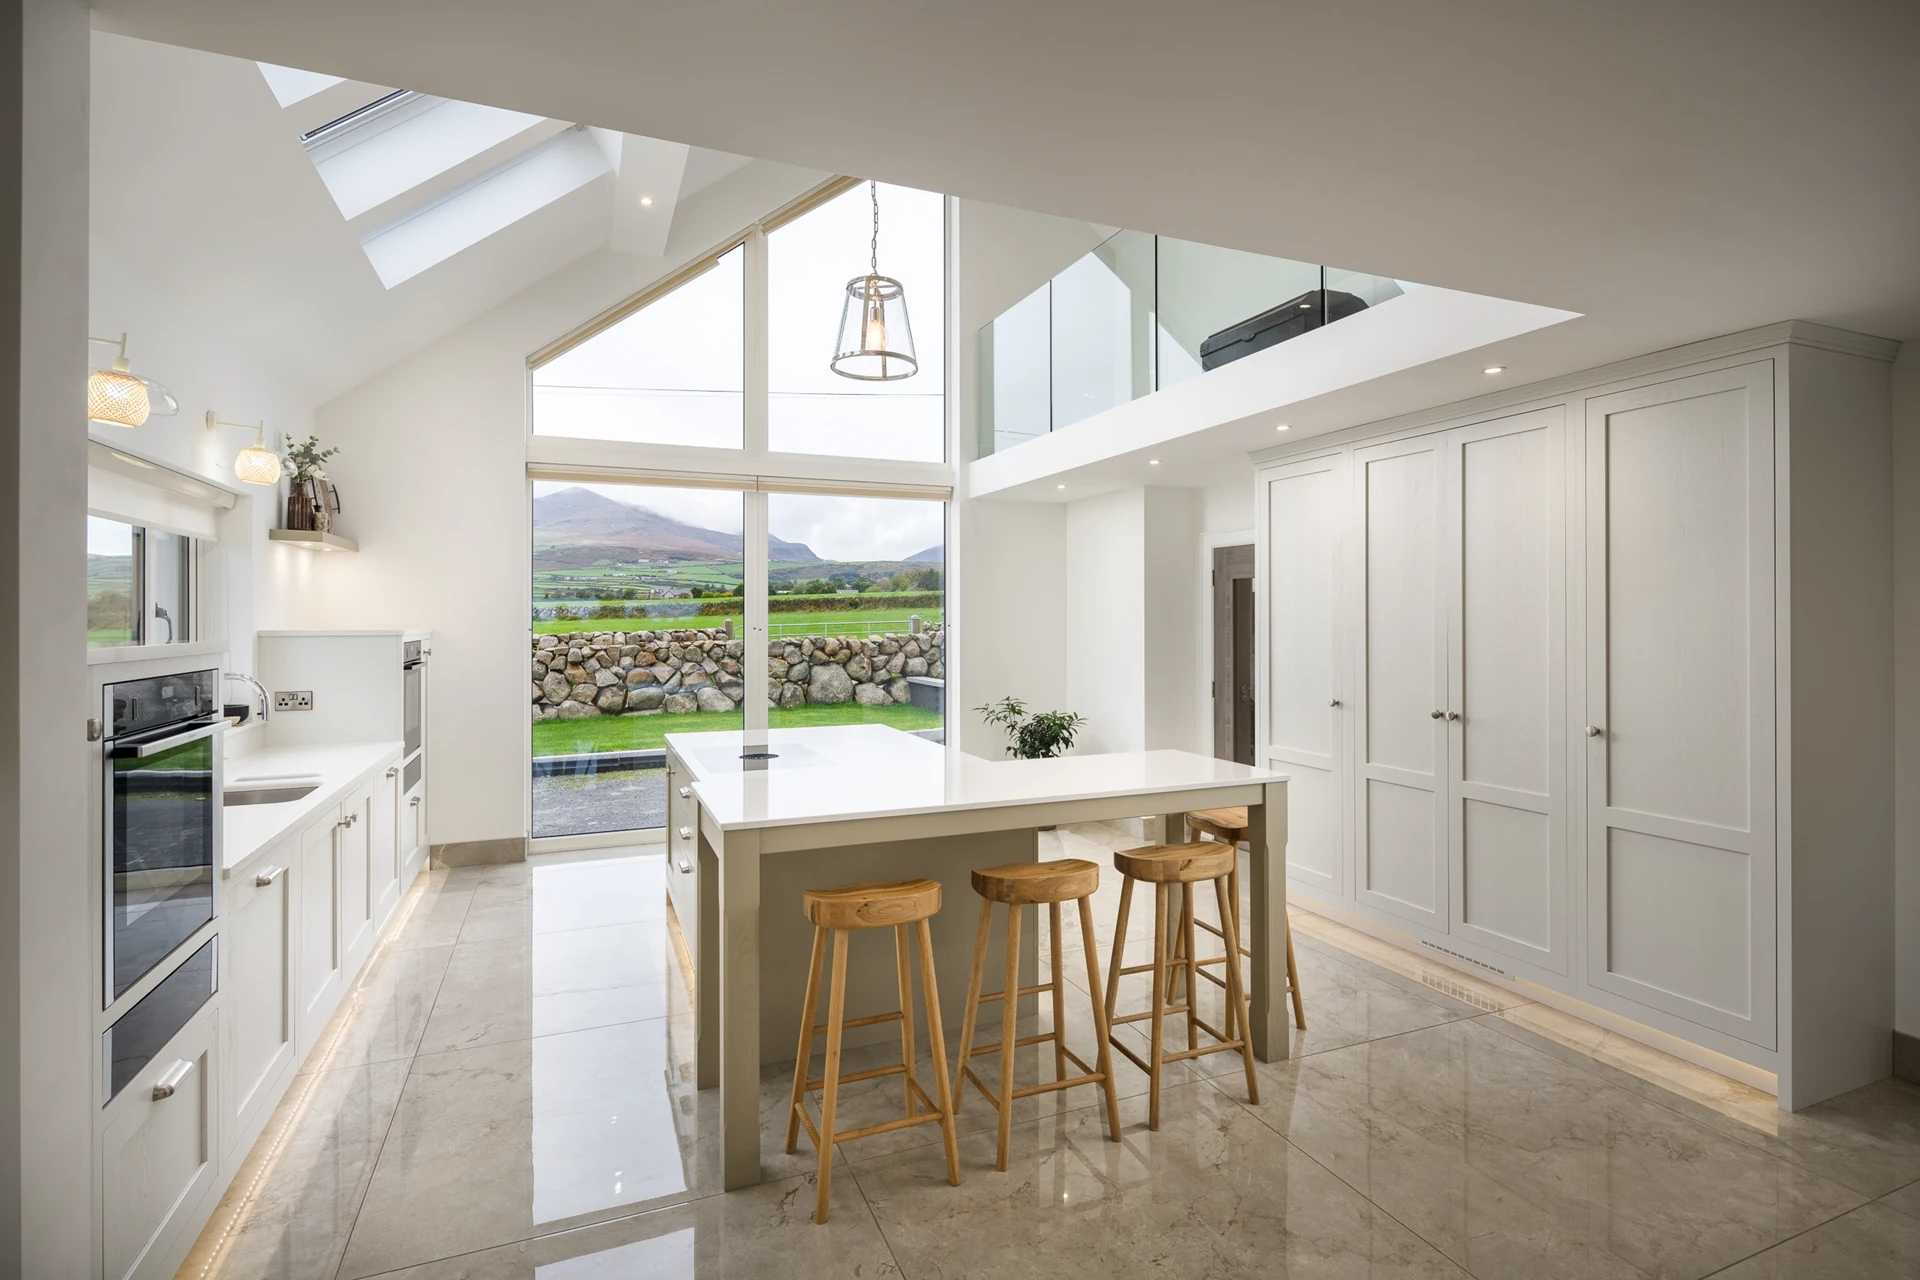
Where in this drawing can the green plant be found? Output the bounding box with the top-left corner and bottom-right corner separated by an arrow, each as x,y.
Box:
282,434 -> 340,483
976,696 -> 1087,760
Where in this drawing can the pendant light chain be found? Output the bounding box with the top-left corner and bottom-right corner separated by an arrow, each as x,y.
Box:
869,180 -> 880,275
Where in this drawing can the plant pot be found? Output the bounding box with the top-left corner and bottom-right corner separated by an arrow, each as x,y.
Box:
285,482 -> 316,531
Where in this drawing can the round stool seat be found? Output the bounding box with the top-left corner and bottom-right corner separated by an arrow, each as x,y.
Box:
802,878 -> 942,930
1112,842 -> 1236,884
970,859 -> 1099,905
1187,807 -> 1249,843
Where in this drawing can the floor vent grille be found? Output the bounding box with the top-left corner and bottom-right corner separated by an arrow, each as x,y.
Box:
1418,940 -> 1509,977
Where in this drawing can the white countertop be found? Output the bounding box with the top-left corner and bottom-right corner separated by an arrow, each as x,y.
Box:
222,740 -> 404,874
668,725 -> 1286,832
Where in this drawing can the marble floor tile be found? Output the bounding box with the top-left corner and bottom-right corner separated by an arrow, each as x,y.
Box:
1231,1018 -> 1868,1280
1285,906 -> 1528,1012
295,942 -> 451,1075
390,886 -> 475,950
369,1173 -> 900,1279
528,854 -> 668,935
415,937 -> 533,1055
178,1059 -> 409,1280
1707,1199 -> 1920,1278
1880,1178 -> 1920,1220
855,1080 -> 1469,1279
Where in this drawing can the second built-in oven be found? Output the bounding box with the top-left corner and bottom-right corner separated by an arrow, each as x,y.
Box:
102,668 -> 222,1008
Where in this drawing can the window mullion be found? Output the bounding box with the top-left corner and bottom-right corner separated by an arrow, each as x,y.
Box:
743,489 -> 769,735
744,224 -> 769,461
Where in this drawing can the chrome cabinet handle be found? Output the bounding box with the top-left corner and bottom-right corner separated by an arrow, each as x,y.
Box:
1585,724 -> 1604,738
409,797 -> 421,807
676,856 -> 693,874
677,826 -> 692,841
1446,711 -> 1460,721
1328,698 -> 1341,708
677,786 -> 691,799
1430,709 -> 1445,719
151,1058 -> 193,1100
255,864 -> 286,886
386,767 -> 399,778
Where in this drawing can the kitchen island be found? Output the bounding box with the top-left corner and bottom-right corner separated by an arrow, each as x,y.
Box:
663,724 -> 1289,1188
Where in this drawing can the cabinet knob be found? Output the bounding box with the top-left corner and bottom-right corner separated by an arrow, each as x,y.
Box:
677,826 -> 692,841
678,786 -> 691,799
676,856 -> 694,874
1585,724 -> 1604,738
255,864 -> 286,887
1430,709 -> 1445,719
151,1058 -> 194,1101
1328,698 -> 1341,708
1446,711 -> 1460,722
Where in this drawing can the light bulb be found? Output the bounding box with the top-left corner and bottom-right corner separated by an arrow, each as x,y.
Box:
863,299 -> 888,353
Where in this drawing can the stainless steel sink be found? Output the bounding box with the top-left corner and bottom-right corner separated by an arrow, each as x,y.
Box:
224,784 -> 319,807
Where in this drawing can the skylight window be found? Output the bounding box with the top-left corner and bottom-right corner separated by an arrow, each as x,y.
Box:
256,62 -> 344,107
308,95 -> 551,222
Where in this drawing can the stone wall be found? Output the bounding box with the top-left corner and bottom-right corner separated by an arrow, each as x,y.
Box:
531,624 -> 945,720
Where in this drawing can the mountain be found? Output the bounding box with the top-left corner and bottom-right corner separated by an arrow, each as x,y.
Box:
904,545 -> 943,563
533,487 -> 818,562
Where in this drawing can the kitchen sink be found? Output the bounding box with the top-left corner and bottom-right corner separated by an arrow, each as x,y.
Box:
224,784 -> 319,807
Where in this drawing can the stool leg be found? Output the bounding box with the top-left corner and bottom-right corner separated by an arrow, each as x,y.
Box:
893,923 -> 918,1117
995,900 -> 1021,1171
915,918 -> 961,1187
1104,876 -> 1133,1032
1048,901 -> 1068,1084
1164,883 -> 1186,1007
1215,876 -> 1260,1106
1224,860 -> 1243,1040
1078,893 -> 1121,1142
786,925 -> 828,1155
1149,882 -> 1169,1131
814,929 -> 850,1224
953,898 -> 993,1119
1180,884 -> 1199,1054
1287,920 -> 1307,1031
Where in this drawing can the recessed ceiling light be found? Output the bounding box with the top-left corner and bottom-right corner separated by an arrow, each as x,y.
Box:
1483,365 -> 1506,374
1275,423 -> 1290,432
1298,301 -> 1312,310
639,195 -> 654,207
1149,459 -> 1160,466
1056,483 -> 1067,490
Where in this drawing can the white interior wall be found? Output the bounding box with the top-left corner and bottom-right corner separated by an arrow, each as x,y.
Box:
1065,488 -> 1146,754
1894,344 -> 1920,1042
295,162 -> 823,847
1143,486 -> 1199,751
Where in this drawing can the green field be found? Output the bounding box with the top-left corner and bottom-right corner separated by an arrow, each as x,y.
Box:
532,605 -> 944,637
531,701 -> 942,755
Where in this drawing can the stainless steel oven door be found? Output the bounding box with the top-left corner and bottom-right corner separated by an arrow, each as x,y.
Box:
403,656 -> 424,759
104,717 -> 222,1006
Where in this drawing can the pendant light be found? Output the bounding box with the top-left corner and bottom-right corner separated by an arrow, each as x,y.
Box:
206,411 -> 282,486
87,333 -> 179,428
830,181 -> 917,381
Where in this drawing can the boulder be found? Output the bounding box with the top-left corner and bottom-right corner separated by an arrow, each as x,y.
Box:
886,653 -> 906,676
782,644 -> 803,664
594,668 -> 620,688
663,692 -> 698,715
531,682 -> 544,703
564,663 -> 587,684
904,640 -> 922,658
681,668 -> 711,690
719,679 -> 745,702
595,688 -> 627,714
905,657 -> 929,677
620,645 -> 639,658
778,681 -> 806,709
627,685 -> 666,712
788,660 -> 811,684
537,634 -> 559,651
887,678 -> 911,703
635,650 -> 655,666
695,687 -> 735,713
845,654 -> 872,681
619,656 -> 635,670
808,662 -> 854,705
554,699 -> 598,720
659,669 -> 681,692
880,638 -> 900,655
929,662 -> 944,679
725,640 -> 744,659
624,668 -> 656,688
768,658 -> 789,681
853,681 -> 890,707
569,682 -> 597,704
541,672 -> 571,704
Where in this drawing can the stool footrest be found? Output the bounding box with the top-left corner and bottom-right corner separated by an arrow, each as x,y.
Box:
1111,1005 -> 1191,1025
808,1009 -> 904,1036
791,1080 -> 942,1152
803,1060 -> 910,1091
971,981 -> 1054,1004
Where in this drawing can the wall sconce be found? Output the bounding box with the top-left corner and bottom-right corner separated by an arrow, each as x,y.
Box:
206,411 -> 282,486
87,333 -> 179,428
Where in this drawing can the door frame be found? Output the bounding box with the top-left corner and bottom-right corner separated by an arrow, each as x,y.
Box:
1211,542 -> 1256,763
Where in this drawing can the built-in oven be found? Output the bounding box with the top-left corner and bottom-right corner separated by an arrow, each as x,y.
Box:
102,668 -> 222,1009
403,640 -> 426,763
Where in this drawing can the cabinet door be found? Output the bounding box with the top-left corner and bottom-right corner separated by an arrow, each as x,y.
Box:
340,781 -> 375,975
100,1002 -> 219,1280
1256,453 -> 1346,894
226,853 -> 294,1150
1583,362 -> 1776,1046
665,754 -> 698,958
401,786 -> 426,889
370,765 -> 401,932
1445,408 -> 1568,970
295,807 -> 344,1057
1351,435 -> 1448,928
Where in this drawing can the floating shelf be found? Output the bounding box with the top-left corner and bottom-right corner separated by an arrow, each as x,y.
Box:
268,529 -> 358,554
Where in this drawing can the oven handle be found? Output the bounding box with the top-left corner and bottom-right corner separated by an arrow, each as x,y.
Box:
107,718 -> 225,759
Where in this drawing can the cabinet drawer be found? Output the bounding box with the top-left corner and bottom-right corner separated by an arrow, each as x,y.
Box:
100,999 -> 220,1280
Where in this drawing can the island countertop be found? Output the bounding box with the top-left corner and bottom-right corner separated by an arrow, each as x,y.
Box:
667,724 -> 1286,832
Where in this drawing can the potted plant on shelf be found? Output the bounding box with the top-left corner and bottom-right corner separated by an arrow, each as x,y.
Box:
977,696 -> 1088,760
283,434 -> 341,532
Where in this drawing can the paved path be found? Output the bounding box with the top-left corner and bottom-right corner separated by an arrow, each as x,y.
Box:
531,767 -> 667,837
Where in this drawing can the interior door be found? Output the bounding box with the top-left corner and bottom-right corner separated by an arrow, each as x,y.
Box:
1212,543 -> 1255,764
1584,362 -> 1775,1047
1446,408 -> 1568,970
1257,454 -> 1345,894
1352,435 -> 1447,928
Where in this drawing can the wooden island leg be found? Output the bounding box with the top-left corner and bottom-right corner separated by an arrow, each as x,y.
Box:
1246,781 -> 1289,1062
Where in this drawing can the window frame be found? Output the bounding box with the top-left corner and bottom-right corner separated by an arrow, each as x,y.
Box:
86,515 -> 200,650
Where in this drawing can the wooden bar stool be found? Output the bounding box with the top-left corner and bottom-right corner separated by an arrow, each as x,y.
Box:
784,878 -> 960,1223
1104,842 -> 1260,1128
1165,806 -> 1307,1033
954,860 -> 1122,1170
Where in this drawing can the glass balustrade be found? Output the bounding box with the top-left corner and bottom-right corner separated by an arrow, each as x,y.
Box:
979,231 -> 1406,457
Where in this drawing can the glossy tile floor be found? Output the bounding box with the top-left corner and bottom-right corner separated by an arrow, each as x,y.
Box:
178,824 -> 1920,1279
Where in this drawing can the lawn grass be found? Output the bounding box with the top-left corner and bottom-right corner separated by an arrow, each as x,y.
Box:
530,701 -> 943,755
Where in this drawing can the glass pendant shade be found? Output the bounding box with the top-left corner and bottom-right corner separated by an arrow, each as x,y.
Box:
831,273 -> 917,381
88,368 -> 150,427
233,442 -> 281,485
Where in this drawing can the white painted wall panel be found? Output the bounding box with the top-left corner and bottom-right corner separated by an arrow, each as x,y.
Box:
1606,828 -> 1752,1018
1459,428 -> 1551,795
1364,779 -> 1439,915
1461,799 -> 1551,952
1363,448 -> 1439,776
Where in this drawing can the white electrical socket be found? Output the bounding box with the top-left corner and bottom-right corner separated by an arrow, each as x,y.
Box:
273,691 -> 313,712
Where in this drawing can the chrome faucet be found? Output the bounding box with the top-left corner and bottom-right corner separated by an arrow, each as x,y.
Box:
225,671 -> 271,723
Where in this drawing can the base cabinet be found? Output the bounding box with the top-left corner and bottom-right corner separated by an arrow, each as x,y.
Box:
295,804 -> 345,1060
100,1002 -> 220,1280
371,765 -> 402,931
224,853 -> 295,1156
400,783 -> 426,890
664,751 -> 697,958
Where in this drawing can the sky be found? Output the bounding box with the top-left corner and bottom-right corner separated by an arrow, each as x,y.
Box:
533,481 -> 941,563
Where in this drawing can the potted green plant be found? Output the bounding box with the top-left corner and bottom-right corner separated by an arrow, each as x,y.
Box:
282,434 -> 340,532
977,696 -> 1088,760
